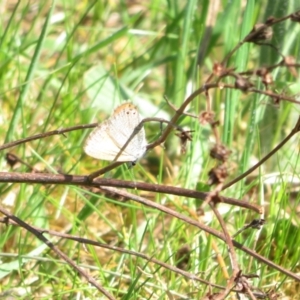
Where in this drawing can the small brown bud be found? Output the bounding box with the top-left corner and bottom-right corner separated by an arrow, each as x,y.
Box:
265,16 -> 276,24
6,153 -> 18,168
256,67 -> 268,77
175,130 -> 194,154
210,144 -> 231,162
208,165 -> 228,185
213,62 -> 225,77
199,111 -> 215,125
256,68 -> 273,88
234,76 -> 253,92
284,56 -> 298,77
245,23 -> 273,43
291,11 -> 300,23
262,72 -> 273,87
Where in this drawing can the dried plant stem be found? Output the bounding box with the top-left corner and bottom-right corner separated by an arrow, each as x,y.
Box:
0,171 -> 261,213
0,205 -> 115,299
223,116 -> 300,190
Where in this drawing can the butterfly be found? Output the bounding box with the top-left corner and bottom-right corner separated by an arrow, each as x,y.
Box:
84,103 -> 147,163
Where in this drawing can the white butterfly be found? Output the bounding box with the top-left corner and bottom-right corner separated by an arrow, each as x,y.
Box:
84,103 -> 147,162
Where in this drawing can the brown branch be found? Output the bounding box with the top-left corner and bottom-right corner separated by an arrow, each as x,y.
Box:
0,205 -> 115,299
0,216 -> 224,290
249,88 -> 300,105
0,83 -> 296,165
209,203 -> 239,299
99,186 -> 300,282
151,83 -> 300,152
220,13 -> 293,69
239,62 -> 300,76
147,83 -> 220,149
0,215 -> 267,299
0,124 -> 97,151
223,116 -> 300,190
0,171 -> 262,213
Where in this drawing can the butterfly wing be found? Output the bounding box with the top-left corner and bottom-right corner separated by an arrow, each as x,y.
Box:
108,103 -> 147,160
84,103 -> 147,162
84,121 -> 123,161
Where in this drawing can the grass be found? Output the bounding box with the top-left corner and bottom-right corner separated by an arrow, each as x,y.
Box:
0,0 -> 300,299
